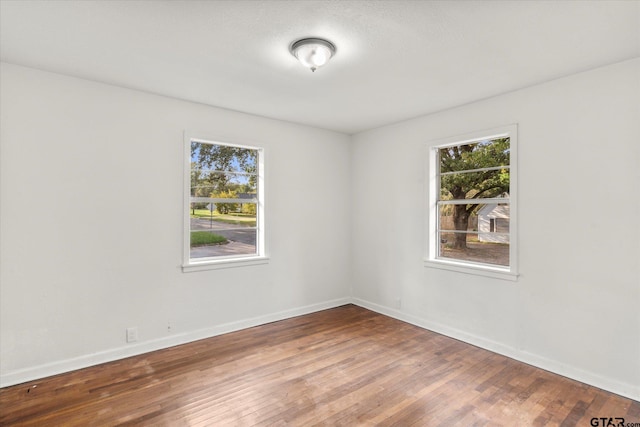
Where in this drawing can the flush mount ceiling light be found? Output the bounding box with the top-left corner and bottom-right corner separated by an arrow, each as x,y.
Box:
290,38 -> 336,72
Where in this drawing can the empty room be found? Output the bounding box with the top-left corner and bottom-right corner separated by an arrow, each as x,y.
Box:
0,1 -> 638,425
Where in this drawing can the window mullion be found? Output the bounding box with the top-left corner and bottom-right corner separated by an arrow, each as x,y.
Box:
440,165 -> 510,176
437,198 -> 509,205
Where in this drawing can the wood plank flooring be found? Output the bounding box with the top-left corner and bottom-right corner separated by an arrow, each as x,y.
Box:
1,304 -> 638,426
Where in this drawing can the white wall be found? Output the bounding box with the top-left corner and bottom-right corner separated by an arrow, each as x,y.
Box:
350,58 -> 640,400
0,63 -> 351,385
2,59 -> 639,401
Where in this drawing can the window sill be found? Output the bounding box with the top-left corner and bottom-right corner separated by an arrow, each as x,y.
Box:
182,256 -> 270,272
423,258 -> 518,281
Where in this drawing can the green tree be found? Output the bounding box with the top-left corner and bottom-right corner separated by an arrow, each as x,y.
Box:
439,138 -> 510,249
190,162 -> 213,213
190,142 -> 258,219
191,143 -> 257,193
241,202 -> 257,216
210,189 -> 239,214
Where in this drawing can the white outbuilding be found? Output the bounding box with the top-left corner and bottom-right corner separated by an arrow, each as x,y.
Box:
478,204 -> 510,243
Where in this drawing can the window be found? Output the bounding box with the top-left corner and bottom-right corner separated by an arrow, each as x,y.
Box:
183,135 -> 266,271
426,125 -> 517,280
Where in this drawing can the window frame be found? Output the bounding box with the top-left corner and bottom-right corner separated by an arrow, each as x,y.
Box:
182,132 -> 267,272
424,124 -> 518,281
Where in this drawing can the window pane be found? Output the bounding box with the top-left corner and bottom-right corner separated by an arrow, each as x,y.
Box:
439,137 -> 510,173
191,142 -> 257,190
438,203 -> 510,235
438,202 -> 509,267
439,169 -> 510,200
189,203 -> 257,259
438,231 -> 509,266
191,172 -> 257,201
191,141 -> 257,172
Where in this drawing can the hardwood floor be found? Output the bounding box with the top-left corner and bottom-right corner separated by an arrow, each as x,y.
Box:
1,305 -> 638,426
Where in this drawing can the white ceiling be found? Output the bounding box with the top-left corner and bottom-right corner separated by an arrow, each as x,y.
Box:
1,0 -> 638,134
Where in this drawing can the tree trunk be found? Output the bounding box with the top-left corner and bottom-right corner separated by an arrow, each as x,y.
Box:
452,205 -> 469,249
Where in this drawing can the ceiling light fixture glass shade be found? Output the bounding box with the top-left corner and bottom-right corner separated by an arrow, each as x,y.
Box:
290,38 -> 336,72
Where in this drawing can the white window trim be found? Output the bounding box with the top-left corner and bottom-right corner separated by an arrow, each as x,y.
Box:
182,132 -> 268,272
424,124 -> 518,281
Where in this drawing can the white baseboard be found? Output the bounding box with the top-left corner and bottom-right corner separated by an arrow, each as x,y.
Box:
352,298 -> 640,402
4,296 -> 638,403
0,297 -> 352,388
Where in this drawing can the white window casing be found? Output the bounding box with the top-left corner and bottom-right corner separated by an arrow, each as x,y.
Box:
183,132 -> 268,272
425,124 -> 518,281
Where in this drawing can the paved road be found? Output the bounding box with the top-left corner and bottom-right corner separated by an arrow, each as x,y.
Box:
190,217 -> 256,258
191,217 -> 256,245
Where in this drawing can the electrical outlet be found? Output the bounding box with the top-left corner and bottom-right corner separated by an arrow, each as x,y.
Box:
395,298 -> 402,309
126,327 -> 138,343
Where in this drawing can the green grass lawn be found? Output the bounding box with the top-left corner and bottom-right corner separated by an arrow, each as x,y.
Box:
190,209 -> 256,227
190,231 -> 228,246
